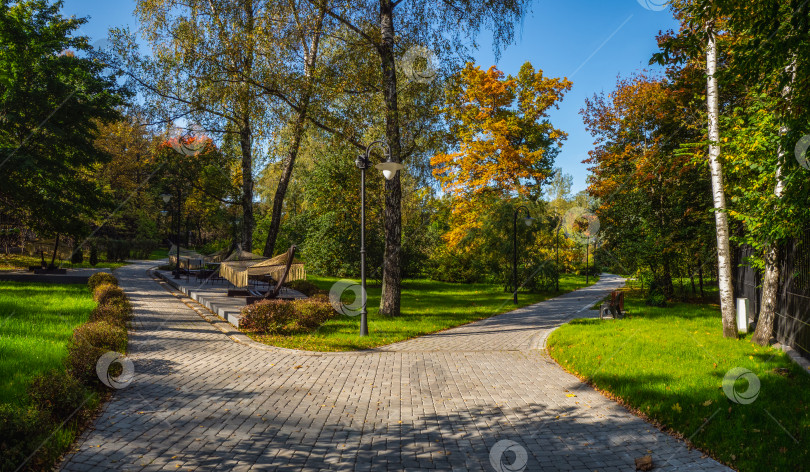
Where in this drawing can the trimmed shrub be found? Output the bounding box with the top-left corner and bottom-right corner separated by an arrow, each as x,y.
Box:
240,296 -> 335,334
89,304 -> 132,327
28,370 -> 88,421
239,300 -> 295,334
284,280 -> 326,297
89,244 -> 98,266
0,404 -> 49,471
290,295 -> 335,331
87,272 -> 117,291
65,321 -> 127,385
93,283 -> 126,305
71,248 -> 83,264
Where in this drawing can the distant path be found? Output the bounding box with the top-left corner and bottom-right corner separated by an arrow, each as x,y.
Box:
60,262 -> 730,471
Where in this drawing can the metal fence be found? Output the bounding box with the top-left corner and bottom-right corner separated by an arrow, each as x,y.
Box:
734,231 -> 810,361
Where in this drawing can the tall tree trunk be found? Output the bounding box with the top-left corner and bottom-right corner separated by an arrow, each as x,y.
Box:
263,8 -> 325,257
752,60 -> 795,345
378,0 -> 403,316
49,233 -> 60,268
706,28 -> 737,338
239,122 -> 255,251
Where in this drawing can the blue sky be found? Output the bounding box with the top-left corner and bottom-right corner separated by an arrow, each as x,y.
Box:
61,0 -> 680,194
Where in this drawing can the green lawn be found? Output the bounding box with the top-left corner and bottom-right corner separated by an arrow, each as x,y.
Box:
0,282 -> 95,404
547,289 -> 810,472
147,248 -> 170,260
249,274 -> 598,351
0,254 -> 127,270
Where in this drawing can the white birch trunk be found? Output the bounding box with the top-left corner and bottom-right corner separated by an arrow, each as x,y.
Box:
706,29 -> 738,338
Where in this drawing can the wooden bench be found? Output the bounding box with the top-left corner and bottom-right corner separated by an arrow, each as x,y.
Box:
600,290 -> 624,320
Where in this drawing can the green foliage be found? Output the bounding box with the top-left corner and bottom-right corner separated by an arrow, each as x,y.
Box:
0,0 -> 126,237
65,321 -> 127,385
284,280 -> 326,297
239,300 -> 296,334
88,304 -> 132,328
548,288 -> 810,471
87,272 -> 118,292
70,248 -> 83,264
240,297 -> 336,334
289,296 -> 336,332
89,244 -> 98,266
0,280 -> 106,471
249,274 -> 598,351
645,290 -> 667,307
27,370 -> 88,422
0,404 -> 49,471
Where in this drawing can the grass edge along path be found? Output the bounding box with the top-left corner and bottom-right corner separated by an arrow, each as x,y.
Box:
0,275 -> 132,471
247,274 -> 599,352
546,289 -> 810,472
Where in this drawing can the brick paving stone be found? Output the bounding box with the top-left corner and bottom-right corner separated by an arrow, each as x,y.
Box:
55,262 -> 731,471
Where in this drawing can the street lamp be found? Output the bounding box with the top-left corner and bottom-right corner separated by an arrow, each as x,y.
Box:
159,192 -> 182,279
355,140 -> 403,336
553,214 -> 562,292
512,205 -> 534,304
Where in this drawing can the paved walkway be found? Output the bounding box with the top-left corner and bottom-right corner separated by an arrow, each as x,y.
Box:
60,262 -> 730,472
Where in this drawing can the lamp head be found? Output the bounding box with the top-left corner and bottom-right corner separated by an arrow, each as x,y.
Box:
160,193 -> 172,203
375,161 -> 404,180
524,217 -> 534,227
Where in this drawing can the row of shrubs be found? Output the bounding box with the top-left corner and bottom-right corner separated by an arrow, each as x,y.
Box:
0,272 -> 131,471
240,281 -> 335,335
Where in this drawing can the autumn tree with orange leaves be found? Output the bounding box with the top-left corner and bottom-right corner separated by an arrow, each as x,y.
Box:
431,62 -> 571,246
582,72 -> 715,298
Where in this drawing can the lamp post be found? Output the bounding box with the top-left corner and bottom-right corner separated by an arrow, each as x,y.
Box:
554,215 -> 562,292
512,206 -> 534,304
355,140 -> 403,336
160,191 -> 182,279
585,238 -> 590,286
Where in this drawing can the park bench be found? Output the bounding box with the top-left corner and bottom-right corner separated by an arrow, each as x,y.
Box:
599,290 -> 625,320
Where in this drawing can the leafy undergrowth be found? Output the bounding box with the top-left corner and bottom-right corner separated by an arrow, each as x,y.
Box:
249,274 -> 598,351
547,289 -> 810,472
0,279 -> 131,471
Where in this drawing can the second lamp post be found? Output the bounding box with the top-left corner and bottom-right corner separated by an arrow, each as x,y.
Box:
512,206 -> 534,304
160,191 -> 182,280
355,140 -> 403,336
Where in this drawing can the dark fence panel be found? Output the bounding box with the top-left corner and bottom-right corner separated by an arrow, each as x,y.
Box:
735,232 -> 810,361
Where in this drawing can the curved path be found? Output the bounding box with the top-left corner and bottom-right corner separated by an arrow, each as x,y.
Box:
60,262 -> 730,471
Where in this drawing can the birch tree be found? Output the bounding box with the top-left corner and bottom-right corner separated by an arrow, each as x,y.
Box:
704,24 -> 737,338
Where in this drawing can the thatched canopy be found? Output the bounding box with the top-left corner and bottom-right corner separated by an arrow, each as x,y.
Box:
218,249 -> 305,288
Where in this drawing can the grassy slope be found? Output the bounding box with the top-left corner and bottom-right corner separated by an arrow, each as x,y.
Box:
0,254 -> 127,270
0,282 -> 95,404
249,274 -> 598,351
547,289 -> 810,472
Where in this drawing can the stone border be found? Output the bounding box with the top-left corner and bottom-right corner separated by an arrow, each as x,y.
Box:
153,270 -> 246,327
776,342 -> 810,373
148,269 -> 362,357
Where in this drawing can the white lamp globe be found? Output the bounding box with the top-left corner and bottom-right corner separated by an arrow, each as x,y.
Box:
375,161 -> 404,181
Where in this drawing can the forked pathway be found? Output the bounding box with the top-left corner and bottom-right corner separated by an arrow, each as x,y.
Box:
60,262 -> 730,471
